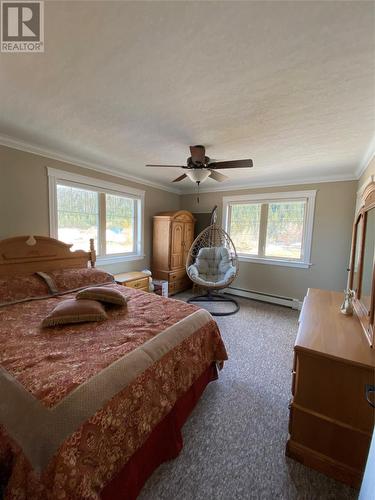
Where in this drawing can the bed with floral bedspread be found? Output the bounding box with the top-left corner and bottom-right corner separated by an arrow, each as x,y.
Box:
0,268 -> 227,499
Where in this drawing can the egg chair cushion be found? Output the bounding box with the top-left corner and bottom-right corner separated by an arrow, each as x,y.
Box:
188,247 -> 236,287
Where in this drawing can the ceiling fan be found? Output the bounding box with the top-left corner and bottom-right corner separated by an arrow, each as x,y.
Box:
146,145 -> 253,185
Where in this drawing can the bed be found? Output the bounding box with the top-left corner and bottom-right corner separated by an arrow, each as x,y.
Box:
0,236 -> 228,499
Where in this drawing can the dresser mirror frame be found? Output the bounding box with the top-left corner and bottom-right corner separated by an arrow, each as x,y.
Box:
349,182 -> 375,347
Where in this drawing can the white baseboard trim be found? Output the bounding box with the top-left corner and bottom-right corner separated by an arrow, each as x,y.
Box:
224,286 -> 303,310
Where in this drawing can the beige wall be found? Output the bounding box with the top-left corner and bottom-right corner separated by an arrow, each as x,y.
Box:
0,145 -> 180,274
180,181 -> 357,300
0,144 -> 358,299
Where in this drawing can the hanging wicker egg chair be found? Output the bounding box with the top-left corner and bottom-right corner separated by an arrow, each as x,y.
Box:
186,206 -> 240,316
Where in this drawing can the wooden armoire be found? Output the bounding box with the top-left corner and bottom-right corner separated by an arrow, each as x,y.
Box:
152,210 -> 195,295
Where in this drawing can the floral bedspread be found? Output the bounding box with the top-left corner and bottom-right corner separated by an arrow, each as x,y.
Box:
0,285 -> 227,499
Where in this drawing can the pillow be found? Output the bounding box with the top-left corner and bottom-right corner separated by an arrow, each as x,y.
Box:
41,299 -> 107,327
76,286 -> 127,306
44,268 -> 114,293
0,273 -> 50,304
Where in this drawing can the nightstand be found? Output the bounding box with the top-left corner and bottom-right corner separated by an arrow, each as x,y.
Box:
114,272 -> 150,292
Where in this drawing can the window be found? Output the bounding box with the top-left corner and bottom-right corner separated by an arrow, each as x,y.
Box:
223,191 -> 316,268
48,168 -> 144,264
265,201 -> 305,259
56,184 -> 99,252
105,193 -> 136,255
229,203 -> 262,255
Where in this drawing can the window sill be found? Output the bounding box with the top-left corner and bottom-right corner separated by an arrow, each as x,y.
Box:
237,255 -> 312,269
96,254 -> 145,265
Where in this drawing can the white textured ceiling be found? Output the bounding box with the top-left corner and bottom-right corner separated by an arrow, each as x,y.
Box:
0,1 -> 374,193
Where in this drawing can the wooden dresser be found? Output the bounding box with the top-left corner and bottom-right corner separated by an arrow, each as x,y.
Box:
286,288 -> 375,488
152,210 -> 195,295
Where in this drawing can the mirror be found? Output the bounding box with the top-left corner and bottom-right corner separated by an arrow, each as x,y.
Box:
349,182 -> 375,347
352,217 -> 363,295
361,208 -> 375,312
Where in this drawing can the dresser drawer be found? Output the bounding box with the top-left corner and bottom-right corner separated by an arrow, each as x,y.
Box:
291,371 -> 296,396
293,351 -> 374,431
125,277 -> 149,290
292,352 -> 297,372
288,400 -> 294,434
289,404 -> 371,475
169,278 -> 191,295
169,269 -> 187,282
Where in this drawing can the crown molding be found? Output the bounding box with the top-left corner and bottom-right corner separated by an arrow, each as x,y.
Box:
180,172 -> 358,195
0,132 -> 364,197
0,133 -> 182,195
355,135 -> 375,179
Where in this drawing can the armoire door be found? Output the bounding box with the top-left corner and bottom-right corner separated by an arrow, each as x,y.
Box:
170,222 -> 184,269
183,222 -> 194,264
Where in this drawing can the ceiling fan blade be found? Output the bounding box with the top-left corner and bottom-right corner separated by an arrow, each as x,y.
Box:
189,145 -> 206,164
208,170 -> 228,182
209,159 -> 253,169
172,174 -> 187,183
146,164 -> 186,168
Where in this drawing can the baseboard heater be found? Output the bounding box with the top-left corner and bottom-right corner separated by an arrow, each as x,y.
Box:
224,286 -> 302,310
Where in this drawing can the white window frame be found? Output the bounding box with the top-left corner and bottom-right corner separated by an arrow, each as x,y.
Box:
48,167 -> 145,264
223,190 -> 316,269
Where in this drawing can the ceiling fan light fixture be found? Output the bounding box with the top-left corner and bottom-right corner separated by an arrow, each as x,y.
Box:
145,145 -> 253,185
186,169 -> 210,183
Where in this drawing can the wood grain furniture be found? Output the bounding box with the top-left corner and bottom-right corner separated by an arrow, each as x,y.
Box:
0,235 -> 96,274
114,271 -> 150,292
349,181 -> 375,347
286,288 -> 375,488
152,210 -> 195,295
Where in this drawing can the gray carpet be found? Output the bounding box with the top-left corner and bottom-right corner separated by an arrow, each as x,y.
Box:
139,295 -> 358,500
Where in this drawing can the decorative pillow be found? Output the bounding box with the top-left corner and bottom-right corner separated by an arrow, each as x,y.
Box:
76,286 -> 127,306
41,299 -> 107,327
44,268 -> 114,293
0,273 -> 50,304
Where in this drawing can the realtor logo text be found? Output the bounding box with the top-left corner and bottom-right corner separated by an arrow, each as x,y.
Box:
1,1 -> 44,52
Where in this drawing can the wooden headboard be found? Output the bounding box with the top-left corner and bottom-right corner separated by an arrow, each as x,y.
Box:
0,236 -> 96,276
